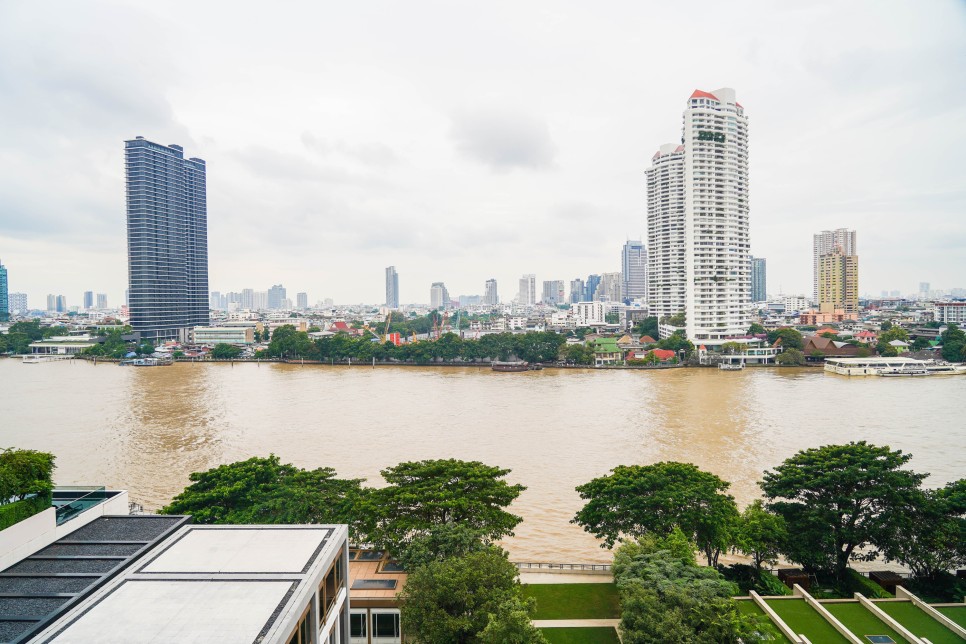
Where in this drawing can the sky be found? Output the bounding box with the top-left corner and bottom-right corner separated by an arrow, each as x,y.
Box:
1,0 -> 964,308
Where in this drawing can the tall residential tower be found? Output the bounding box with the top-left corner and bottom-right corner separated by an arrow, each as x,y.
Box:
125,137 -> 209,342
646,88 -> 750,343
813,229 -> 856,303
483,279 -> 498,305
750,257 -> 766,302
385,266 -> 399,308
0,259 -> 8,322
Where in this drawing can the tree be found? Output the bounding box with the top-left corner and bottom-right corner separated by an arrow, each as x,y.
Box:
748,322 -> 766,336
395,523 -> 491,570
562,344 -> 594,365
161,455 -> 367,538
877,326 -> 910,356
0,448 -> 56,503
478,596 -> 548,644
881,320 -> 893,331
883,479 -> 966,580
941,323 -> 966,362
657,331 -> 695,360
605,311 -> 620,324
398,547 -> 528,644
767,328 -> 804,351
633,316 -> 659,339
366,459 -> 525,555
573,462 -> 739,566
210,343 -> 243,359
612,537 -> 760,644
775,348 -> 805,366
719,341 -> 744,355
734,500 -> 786,571
760,442 -> 927,578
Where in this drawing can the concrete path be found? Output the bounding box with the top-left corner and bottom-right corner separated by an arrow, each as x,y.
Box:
519,572 -> 614,584
532,619 -> 620,628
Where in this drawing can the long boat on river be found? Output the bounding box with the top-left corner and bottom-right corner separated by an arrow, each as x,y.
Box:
825,357 -> 966,377
492,361 -> 530,372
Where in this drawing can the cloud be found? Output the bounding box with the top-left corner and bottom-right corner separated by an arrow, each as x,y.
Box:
449,107 -> 557,171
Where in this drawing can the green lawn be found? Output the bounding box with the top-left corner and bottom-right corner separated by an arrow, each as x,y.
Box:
540,627 -> 621,644
522,583 -> 621,620
935,605 -> 966,629
877,601 -> 964,644
824,602 -> 910,644
766,599 -> 849,643
736,599 -> 793,643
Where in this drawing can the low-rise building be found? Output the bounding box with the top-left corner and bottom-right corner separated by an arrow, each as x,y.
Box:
936,301 -> 966,324
192,326 -> 255,345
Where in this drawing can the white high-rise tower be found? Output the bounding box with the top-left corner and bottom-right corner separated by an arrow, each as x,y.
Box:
646,88 -> 750,344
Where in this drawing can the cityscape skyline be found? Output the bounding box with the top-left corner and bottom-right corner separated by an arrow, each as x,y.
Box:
1,2 -> 964,306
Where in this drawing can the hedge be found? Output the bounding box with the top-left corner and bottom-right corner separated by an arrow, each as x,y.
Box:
0,494 -> 52,531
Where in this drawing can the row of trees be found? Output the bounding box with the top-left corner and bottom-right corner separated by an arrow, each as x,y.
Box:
162,456 -> 542,642
263,326 -> 567,364
0,320 -> 69,354
572,442 -> 965,587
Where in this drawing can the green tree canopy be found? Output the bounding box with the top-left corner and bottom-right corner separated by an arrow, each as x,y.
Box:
775,348 -> 805,365
0,448 -> 56,503
657,331 -> 695,359
747,322 -> 766,335
210,343 -> 243,359
940,323 -> 965,362
734,500 -> 787,570
633,316 -> 659,339
883,478 -> 966,580
573,462 -> 739,565
161,455 -> 367,537
366,459 -> 525,555
760,441 -> 927,578
398,547 -> 532,644
767,327 -> 804,350
612,536 -> 760,643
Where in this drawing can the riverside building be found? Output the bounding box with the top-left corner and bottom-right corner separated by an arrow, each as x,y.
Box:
125,137 -> 209,343
646,88 -> 751,344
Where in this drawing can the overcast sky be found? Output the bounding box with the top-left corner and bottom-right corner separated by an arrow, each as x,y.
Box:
1,0 -> 964,307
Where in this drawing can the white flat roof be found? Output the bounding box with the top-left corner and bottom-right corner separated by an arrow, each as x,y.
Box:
47,580 -> 293,644
141,527 -> 331,574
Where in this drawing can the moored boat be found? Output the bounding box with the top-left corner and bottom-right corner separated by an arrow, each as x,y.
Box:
492,361 -> 529,372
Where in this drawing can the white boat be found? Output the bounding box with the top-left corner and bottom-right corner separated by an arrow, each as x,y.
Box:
22,354 -> 73,364
826,357 -> 966,377
718,362 -> 744,371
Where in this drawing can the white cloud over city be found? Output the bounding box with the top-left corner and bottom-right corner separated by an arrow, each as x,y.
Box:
0,0 -> 964,306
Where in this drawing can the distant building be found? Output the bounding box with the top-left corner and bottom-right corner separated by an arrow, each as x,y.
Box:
297,292 -> 308,309
96,293 -> 108,310
241,288 -> 255,310
83,291 -> 94,310
192,326 -> 255,345
936,302 -> 966,324
572,301 -> 606,326
569,278 -> 584,304
267,284 -> 286,310
542,280 -> 565,305
125,137 -> 209,343
254,291 -> 268,310
47,294 -> 56,312
0,259 -> 7,322
621,240 -> 647,304
585,274 -> 601,302
751,257 -> 766,302
385,266 -> 399,308
596,272 -> 622,303
9,292 -> 27,316
813,229 -> 856,302
483,278 -> 499,305
518,274 -> 536,306
782,295 -> 809,313
818,246 -> 859,315
55,295 -> 67,313
430,282 -> 450,310
209,291 -> 222,310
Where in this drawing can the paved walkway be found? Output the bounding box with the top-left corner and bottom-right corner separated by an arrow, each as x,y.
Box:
532,619 -> 620,628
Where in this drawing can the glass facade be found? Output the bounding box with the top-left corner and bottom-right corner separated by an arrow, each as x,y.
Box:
125,137 -> 209,342
0,261 -> 8,322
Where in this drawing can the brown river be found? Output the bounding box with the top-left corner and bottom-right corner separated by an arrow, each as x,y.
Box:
2,359 -> 964,563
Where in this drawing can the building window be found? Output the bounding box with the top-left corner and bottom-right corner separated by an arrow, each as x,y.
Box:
288,605 -> 314,644
373,611 -> 401,640
350,612 -> 367,639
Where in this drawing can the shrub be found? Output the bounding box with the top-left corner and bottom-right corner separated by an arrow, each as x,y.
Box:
0,494 -> 52,530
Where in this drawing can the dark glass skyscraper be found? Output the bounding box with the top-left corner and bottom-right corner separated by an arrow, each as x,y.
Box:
751,257 -> 766,303
125,137 -> 209,343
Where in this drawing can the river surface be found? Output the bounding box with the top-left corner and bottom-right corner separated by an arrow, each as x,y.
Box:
1,359 -> 964,562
